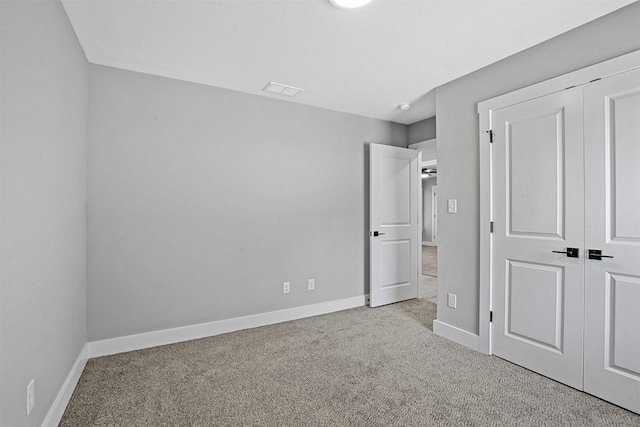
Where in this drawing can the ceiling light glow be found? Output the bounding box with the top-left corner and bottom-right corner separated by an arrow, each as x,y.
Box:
329,0 -> 373,9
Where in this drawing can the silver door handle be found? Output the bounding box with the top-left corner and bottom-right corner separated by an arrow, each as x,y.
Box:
371,231 -> 386,237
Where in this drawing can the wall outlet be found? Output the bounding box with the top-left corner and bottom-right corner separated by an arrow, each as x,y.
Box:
26,379 -> 35,415
283,282 -> 290,294
447,293 -> 457,309
307,278 -> 315,291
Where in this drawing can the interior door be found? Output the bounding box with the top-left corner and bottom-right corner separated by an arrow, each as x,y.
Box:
491,87 -> 586,389
369,143 -> 418,307
583,69 -> 640,414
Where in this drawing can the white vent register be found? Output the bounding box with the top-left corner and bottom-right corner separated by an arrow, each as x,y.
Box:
263,82 -> 303,97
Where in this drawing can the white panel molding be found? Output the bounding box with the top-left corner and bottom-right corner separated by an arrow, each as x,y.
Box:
88,296 -> 366,358
42,344 -> 88,427
477,50 -> 640,356
433,320 -> 480,351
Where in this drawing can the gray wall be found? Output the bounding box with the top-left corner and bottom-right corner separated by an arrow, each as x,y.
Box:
0,1 -> 88,425
435,2 -> 640,334
408,116 -> 436,145
87,65 -> 407,341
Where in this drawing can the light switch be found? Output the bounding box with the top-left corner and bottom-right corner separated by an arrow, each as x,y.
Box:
447,199 -> 457,214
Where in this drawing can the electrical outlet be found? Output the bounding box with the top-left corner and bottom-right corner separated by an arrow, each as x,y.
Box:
283,282 -> 290,294
447,293 -> 457,309
308,278 -> 315,291
26,379 -> 35,415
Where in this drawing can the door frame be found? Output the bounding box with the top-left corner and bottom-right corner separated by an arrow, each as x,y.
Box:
431,185 -> 438,245
477,50 -> 640,355
409,139 -> 437,281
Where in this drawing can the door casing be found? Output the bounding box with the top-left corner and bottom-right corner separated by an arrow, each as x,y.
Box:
431,185 -> 438,245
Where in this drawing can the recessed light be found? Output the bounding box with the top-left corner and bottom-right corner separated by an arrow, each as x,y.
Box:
399,103 -> 411,111
329,0 -> 373,9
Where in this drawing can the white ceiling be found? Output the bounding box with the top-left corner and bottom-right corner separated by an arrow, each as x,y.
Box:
61,0 -> 634,125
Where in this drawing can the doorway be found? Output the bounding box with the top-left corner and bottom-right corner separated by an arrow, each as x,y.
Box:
410,139 -> 438,304
421,176 -> 437,303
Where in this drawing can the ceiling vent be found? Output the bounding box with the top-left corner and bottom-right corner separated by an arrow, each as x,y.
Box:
263,82 -> 303,97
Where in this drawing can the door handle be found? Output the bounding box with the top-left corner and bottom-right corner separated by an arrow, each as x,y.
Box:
371,231 -> 386,237
552,247 -> 579,258
588,249 -> 614,260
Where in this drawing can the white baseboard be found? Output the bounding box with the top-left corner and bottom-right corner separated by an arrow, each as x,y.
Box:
422,241 -> 437,247
433,320 -> 479,351
42,344 -> 88,427
88,295 -> 366,358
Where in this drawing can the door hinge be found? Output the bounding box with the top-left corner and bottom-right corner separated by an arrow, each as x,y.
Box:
490,311 -> 493,322
490,222 -> 494,233
486,130 -> 493,143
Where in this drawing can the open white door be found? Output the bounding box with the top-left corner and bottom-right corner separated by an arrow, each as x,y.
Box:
369,143 -> 419,307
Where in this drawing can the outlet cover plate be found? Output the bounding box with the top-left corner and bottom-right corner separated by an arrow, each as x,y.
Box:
447,293 -> 457,309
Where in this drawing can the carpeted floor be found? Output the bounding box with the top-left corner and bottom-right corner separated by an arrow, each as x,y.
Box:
422,245 -> 437,277
60,298 -> 640,426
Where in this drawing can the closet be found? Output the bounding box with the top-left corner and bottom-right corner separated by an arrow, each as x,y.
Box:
481,65 -> 639,413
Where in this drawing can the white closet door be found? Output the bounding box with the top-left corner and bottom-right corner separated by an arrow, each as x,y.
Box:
491,87 -> 586,389
583,68 -> 640,414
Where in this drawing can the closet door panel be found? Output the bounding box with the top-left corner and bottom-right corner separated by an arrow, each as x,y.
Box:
584,68 -> 640,414
491,87 -> 585,390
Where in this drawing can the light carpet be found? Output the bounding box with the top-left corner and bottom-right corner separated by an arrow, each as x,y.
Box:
61,299 -> 639,426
